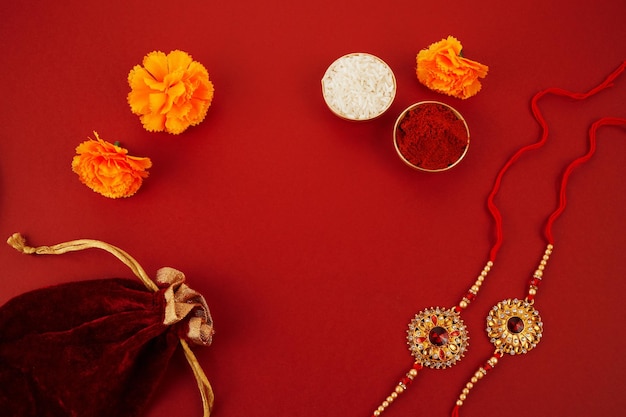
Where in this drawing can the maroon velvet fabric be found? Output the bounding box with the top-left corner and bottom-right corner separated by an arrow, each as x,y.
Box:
0,278 -> 182,417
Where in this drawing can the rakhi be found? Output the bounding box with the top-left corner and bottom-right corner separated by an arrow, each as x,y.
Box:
370,61 -> 626,417
451,65 -> 626,416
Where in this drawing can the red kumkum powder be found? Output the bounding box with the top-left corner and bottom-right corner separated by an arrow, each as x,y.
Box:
395,102 -> 469,171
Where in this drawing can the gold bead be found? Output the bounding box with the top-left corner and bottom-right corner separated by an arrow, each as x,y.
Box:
475,371 -> 484,380
462,388 -> 470,395
382,401 -> 389,408
471,285 -> 480,293
409,369 -> 418,377
534,270 -> 543,277
391,392 -> 398,399
477,275 -> 485,282
540,260 -> 547,266
378,405 -> 385,412
459,394 -> 467,401
481,270 -> 488,277
395,385 -> 404,394
466,382 -> 474,389
490,357 -> 498,365
542,254 -> 550,261
547,244 -> 554,250
459,301 -> 468,309
538,264 -> 545,271
470,377 -> 478,384
456,400 -> 464,406
475,280 -> 482,287
373,411 -> 381,417
528,288 -> 537,296
487,261 -> 494,267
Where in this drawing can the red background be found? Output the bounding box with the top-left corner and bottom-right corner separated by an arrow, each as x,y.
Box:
1,1 -> 625,416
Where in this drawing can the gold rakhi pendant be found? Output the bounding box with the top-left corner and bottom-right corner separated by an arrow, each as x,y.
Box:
452,244 -> 553,415
370,261 -> 493,417
407,307 -> 469,369
487,298 -> 543,355
371,305 -> 471,417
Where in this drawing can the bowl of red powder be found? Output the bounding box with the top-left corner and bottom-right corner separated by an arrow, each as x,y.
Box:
393,101 -> 470,172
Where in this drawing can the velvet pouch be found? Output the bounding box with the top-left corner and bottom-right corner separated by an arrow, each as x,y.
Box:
0,234 -> 215,417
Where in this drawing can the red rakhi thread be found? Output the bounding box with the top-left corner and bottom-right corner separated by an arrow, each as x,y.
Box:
486,60 -> 626,261
544,117 -> 626,242
452,59 -> 626,417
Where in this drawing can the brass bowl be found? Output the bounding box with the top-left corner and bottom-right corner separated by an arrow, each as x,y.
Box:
393,101 -> 470,172
321,53 -> 396,121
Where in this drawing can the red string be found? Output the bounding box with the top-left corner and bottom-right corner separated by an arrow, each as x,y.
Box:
451,404 -> 460,417
544,117 -> 626,241
486,61 -> 626,261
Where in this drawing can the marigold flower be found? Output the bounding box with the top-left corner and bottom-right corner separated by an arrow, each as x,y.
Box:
416,36 -> 488,99
72,132 -> 152,198
127,50 -> 214,134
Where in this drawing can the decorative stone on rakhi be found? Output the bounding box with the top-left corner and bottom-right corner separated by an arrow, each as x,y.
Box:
0,233 -> 216,417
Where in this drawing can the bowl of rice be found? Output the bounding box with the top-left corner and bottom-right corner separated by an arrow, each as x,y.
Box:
321,53 -> 396,121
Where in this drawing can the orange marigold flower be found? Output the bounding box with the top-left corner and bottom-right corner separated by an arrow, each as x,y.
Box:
416,36 -> 488,99
127,50 -> 214,134
72,132 -> 152,199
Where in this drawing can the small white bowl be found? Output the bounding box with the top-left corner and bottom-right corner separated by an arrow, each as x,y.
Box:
321,53 -> 396,121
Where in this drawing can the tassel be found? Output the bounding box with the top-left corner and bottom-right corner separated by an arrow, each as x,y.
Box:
451,404 -> 460,417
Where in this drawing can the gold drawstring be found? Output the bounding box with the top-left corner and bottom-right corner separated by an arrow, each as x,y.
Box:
6,233 -> 214,417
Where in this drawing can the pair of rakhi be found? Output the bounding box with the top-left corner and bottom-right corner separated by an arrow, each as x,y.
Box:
369,61 -> 626,417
